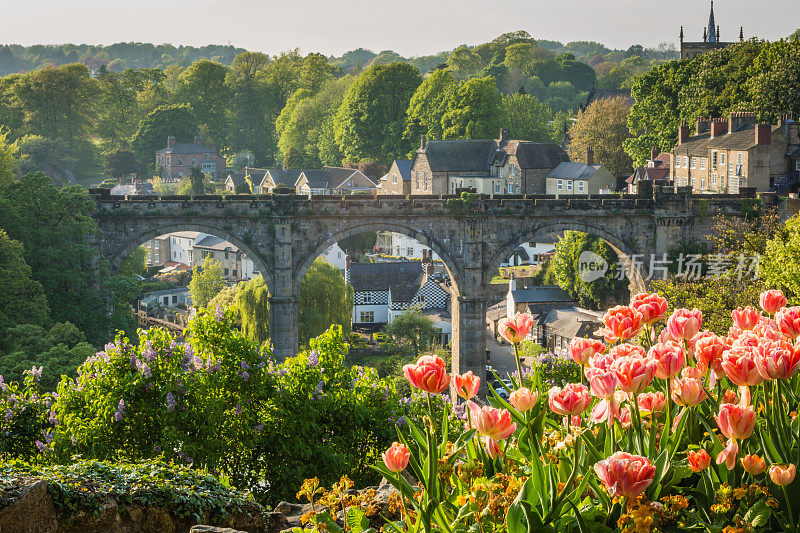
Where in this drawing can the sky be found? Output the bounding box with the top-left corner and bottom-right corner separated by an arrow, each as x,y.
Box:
4,0 -> 799,57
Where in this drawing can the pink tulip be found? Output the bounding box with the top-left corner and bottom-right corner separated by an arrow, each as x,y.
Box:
688,449 -> 711,472
753,319 -> 782,341
454,371 -> 480,400
769,464 -> 796,486
594,451 -> 655,499
648,341 -> 685,379
484,436 -> 502,459
776,307 -> 800,340
498,312 -> 534,344
671,375 -> 707,407
468,401 -> 517,440
382,442 -> 410,472
597,306 -> 643,344
666,308 -> 702,341
755,339 -> 800,380
630,292 -> 668,325
693,332 -> 729,374
588,370 -> 618,399
732,306 -> 761,331
741,454 -> 767,475
715,403 -> 756,470
509,387 -> 537,412
608,343 -> 647,360
548,383 -> 591,416
637,391 -> 667,416
760,289 -> 787,316
403,355 -> 450,394
590,393 -> 623,426
612,354 -> 657,394
721,336 -> 765,387
618,407 -> 632,429
569,337 -> 605,366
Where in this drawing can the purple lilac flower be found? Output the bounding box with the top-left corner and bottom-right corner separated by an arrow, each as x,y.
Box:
234,404 -> 242,415
4,409 -> 12,420
396,416 -> 407,427
35,440 -> 46,453
308,350 -> 319,366
254,423 -> 264,433
166,392 -> 177,412
241,371 -> 250,381
184,345 -> 194,359
241,360 -> 250,370
25,366 -> 43,381
141,364 -> 151,379
48,411 -> 58,426
104,342 -> 116,352
192,356 -> 204,370
114,411 -> 123,422
42,429 -> 53,444
452,403 -> 468,421
0,376 -> 6,392
215,305 -> 224,321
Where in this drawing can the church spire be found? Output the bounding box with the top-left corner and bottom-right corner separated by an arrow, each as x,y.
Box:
708,1 -> 717,43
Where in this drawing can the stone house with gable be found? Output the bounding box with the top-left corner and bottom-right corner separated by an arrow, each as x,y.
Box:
155,136 -> 225,180
379,160 -> 413,195
671,113 -> 800,193
410,130 -> 569,195
296,166 -> 377,196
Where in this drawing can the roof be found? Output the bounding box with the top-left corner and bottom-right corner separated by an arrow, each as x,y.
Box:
500,141 -> 570,169
391,160 -> 413,180
510,285 -> 572,304
226,171 -> 246,186
652,153 -> 671,167
547,162 -> 604,180
265,169 -> 302,187
421,140 -> 494,172
110,183 -> 154,196
627,166 -> 671,184
193,235 -> 239,252
347,261 -> 423,294
300,169 -> 330,189
543,307 -> 604,339
243,167 -> 268,182
674,123 -> 779,155
162,261 -> 191,270
584,89 -> 634,109
486,300 -> 507,322
156,142 -> 218,155
142,287 -> 191,298
169,231 -> 203,239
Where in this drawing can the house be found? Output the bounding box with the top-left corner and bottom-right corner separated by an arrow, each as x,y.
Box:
501,281 -> 576,344
379,160 -> 413,195
499,241 -> 555,267
346,260 -> 450,337
320,242 -> 347,273
679,3 -> 743,60
671,114 -> 800,193
155,135 -> 225,179
410,130 -> 569,196
191,235 -> 258,281
143,236 -> 170,266
111,180 -> 154,196
224,171 -> 249,193
168,231 -> 208,265
378,233 -> 440,261
541,307 -> 604,356
257,169 -> 302,194
545,148 -> 615,195
139,287 -> 192,311
295,167 -> 377,196
627,148 -> 673,194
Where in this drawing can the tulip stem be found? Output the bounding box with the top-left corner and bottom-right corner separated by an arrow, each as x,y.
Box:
631,393 -> 646,454
783,486 -> 795,533
513,342 -> 524,388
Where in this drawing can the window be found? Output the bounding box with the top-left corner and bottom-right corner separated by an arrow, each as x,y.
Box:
690,157 -> 697,169
393,174 -> 398,184
557,179 -> 563,191
163,296 -> 169,306
577,181 -> 585,192
407,247 -> 413,255
683,156 -> 688,168
712,151 -> 717,169
729,161 -> 734,175
224,268 -> 229,276
232,270 -> 237,277
796,160 -> 800,171
415,172 -> 419,189
416,295 -> 424,304
700,158 -> 706,170
225,250 -> 229,259
179,159 -> 184,167
566,180 -> 573,190
511,166 -> 516,176
154,253 -> 159,262
721,153 -> 726,165
711,173 -> 718,186
148,253 -> 152,262
360,311 -> 375,323
495,184 -> 501,193
192,158 -> 196,166
737,153 -> 743,166
172,295 -> 178,304
690,177 -> 696,187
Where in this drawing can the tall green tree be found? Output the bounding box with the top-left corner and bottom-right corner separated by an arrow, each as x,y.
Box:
446,46 -> 483,81
210,275 -> 270,345
747,38 -> 800,120
175,60 -> 230,149
386,309 -> 438,357
189,256 -> 226,307
567,95 -> 632,177
130,104 -> 198,172
502,93 -> 555,142
441,76 -> 505,140
404,69 -> 458,143
334,62 -> 421,165
298,258 -> 353,344
225,52 -> 273,165
0,230 -> 50,345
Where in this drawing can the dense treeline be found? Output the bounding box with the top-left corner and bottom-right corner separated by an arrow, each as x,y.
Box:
0,31 -> 679,184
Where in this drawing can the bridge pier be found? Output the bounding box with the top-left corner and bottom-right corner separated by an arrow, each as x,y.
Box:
451,296 -> 488,392
270,297 -> 299,360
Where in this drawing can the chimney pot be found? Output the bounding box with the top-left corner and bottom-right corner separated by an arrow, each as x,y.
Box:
585,146 -> 594,166
420,134 -> 427,150
755,123 -> 772,145
678,125 -> 690,144
194,135 -> 203,145
167,135 -> 176,148
711,120 -> 728,138
650,146 -> 659,161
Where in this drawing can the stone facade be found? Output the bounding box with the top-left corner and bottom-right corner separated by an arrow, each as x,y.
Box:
155,136 -> 226,180
144,235 -> 170,266
380,160 -> 412,195
89,188 -> 785,392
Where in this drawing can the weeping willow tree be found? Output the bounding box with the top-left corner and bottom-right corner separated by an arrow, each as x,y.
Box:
209,275 -> 270,345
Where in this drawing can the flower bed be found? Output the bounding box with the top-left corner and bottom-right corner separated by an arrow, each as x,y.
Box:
300,289 -> 800,532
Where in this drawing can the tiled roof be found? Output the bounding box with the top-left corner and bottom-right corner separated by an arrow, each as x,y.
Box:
347,261 -> 423,294
392,160 -> 413,180
546,162 -> 603,180
584,89 -> 634,108
652,153 -> 671,167
194,235 -> 239,252
627,167 -> 671,184
421,140 -> 493,172
486,300 -> 507,322
170,231 -> 203,239
301,170 -> 330,189
265,169 -> 302,186
674,124 -> 779,155
511,285 -> 572,304
543,307 -> 603,339
156,143 -> 217,155
501,141 -> 570,169
226,171 -> 246,186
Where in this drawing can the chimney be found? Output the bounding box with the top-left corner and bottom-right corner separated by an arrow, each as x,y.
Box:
420,134 -> 427,150
710,119 -> 728,138
345,253 -> 351,271
729,111 -> 755,133
167,135 -> 176,148
194,135 -> 203,145
508,277 -> 517,294
696,117 -> 711,134
499,128 -> 509,142
585,146 -> 594,166
650,146 -> 659,161
755,123 -> 772,146
678,123 -> 690,144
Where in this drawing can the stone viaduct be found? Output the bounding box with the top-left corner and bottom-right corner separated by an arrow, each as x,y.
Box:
88,186 -> 779,384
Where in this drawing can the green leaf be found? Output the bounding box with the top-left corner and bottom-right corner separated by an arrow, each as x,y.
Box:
744,498 -> 772,528
346,506 -> 369,533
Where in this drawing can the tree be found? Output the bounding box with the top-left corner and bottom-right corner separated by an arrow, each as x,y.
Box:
210,276 -> 270,345
567,95 -> 632,178
446,46 -> 483,81
502,93 -> 555,142
338,232 -> 377,254
189,166 -> 206,195
0,230 -> 49,346
131,104 -> 198,172
105,148 -> 138,178
747,38 -> 800,120
189,256 -> 226,308
225,52 -> 273,165
298,258 -> 353,344
175,60 -> 230,148
760,213 -> 800,303
404,69 -> 458,143
441,77 -> 505,140
386,309 -> 438,356
15,135 -> 76,184
334,62 -> 422,165
0,130 -> 17,185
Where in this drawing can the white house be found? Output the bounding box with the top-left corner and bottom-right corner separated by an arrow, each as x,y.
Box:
139,287 -> 192,311
321,242 -> 347,273
499,241 -> 555,267
169,231 -> 208,264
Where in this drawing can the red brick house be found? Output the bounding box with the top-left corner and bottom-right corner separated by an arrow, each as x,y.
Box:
155,136 -> 225,179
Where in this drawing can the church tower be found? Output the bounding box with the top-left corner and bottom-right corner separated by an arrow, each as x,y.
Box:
680,2 -> 740,60
707,1 -> 717,43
